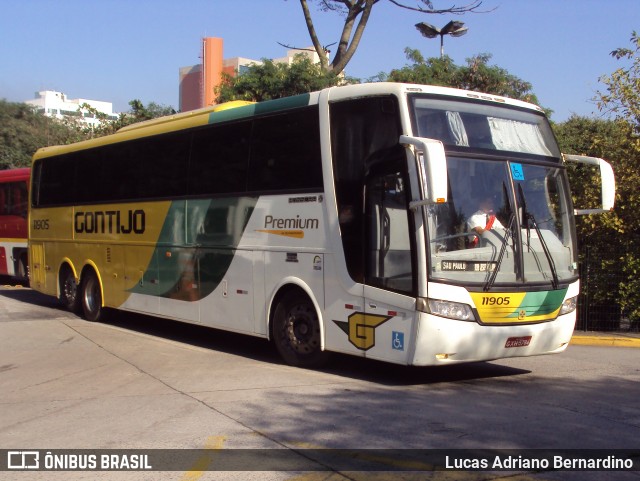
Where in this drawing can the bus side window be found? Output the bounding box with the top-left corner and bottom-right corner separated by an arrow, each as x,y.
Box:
248,107 -> 322,193
12,182 -> 27,218
189,121 -> 251,196
0,186 -> 6,215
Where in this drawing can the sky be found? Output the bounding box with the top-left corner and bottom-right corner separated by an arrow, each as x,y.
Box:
1,0 -> 639,122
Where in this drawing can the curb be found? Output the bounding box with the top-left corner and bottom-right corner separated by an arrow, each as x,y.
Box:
570,334 -> 640,348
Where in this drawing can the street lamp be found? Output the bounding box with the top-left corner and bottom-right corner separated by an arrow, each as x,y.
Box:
415,20 -> 468,58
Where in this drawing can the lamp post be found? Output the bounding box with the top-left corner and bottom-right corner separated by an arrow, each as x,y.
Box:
415,20 -> 468,58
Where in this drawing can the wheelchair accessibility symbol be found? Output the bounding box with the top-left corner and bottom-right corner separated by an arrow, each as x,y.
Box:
392,331 -> 404,351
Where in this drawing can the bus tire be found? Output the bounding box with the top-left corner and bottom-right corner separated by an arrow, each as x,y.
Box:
59,266 -> 81,313
80,270 -> 105,322
272,289 -> 328,368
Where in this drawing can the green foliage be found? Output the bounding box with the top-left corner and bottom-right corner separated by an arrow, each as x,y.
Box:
126,100 -> 176,122
0,100 -> 86,169
596,31 -> 640,127
0,99 -> 175,170
88,100 -> 176,136
555,116 -> 640,324
388,49 -> 543,107
215,55 -> 344,103
386,49 -> 458,86
575,30 -> 640,325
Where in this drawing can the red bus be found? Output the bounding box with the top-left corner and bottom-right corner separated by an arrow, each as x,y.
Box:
0,168 -> 29,281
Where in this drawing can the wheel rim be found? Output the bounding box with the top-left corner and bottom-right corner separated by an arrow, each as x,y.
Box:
63,274 -> 77,305
283,303 -> 320,355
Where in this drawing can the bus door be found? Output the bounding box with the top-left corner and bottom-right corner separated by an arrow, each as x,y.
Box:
362,160 -> 416,364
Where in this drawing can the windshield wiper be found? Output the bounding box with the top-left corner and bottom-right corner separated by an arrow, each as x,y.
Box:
517,184 -> 559,289
484,212 -> 515,292
483,182 -> 515,292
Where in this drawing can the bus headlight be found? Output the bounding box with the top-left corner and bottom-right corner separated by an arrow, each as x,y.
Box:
426,298 -> 476,322
559,296 -> 578,315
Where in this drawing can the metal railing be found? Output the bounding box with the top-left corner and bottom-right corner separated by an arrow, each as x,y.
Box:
577,244 -> 639,332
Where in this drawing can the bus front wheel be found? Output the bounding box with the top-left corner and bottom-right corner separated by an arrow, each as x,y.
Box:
272,289 -> 328,368
80,270 -> 105,322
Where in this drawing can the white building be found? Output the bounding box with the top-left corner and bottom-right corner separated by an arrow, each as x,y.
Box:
25,90 -> 119,127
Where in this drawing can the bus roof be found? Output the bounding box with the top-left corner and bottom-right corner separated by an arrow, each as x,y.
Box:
116,100 -> 256,133
32,93 -> 319,161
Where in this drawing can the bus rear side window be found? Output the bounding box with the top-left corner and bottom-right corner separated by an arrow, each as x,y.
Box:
37,156 -> 76,206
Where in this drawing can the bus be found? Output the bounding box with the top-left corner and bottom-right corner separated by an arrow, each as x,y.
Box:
28,83 -> 615,367
0,167 -> 29,281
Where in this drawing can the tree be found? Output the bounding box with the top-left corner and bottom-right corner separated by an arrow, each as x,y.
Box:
126,100 -> 176,122
294,0 -> 486,75
216,55 -> 344,103
385,48 -> 457,85
86,99 -> 176,136
0,99 -> 176,170
387,49 -> 541,105
0,100 -> 85,169
595,31 -> 640,127
580,31 -> 640,328
555,116 -> 640,328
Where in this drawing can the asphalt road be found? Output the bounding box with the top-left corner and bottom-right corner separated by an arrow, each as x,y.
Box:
0,285 -> 638,481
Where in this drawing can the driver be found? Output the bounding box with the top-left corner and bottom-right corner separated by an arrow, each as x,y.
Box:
468,194 -> 504,247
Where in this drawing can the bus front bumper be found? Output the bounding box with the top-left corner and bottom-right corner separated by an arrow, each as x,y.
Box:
410,311 -> 575,366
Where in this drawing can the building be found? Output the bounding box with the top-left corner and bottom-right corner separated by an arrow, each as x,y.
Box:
179,37 -> 323,112
25,90 -> 119,127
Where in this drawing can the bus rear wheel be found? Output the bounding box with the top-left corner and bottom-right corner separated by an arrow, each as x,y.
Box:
80,270 -> 105,322
272,290 -> 328,368
59,266 -> 80,313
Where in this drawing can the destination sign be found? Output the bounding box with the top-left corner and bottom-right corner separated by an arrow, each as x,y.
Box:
441,261 -> 497,272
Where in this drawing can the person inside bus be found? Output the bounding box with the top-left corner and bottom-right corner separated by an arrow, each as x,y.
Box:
467,193 -> 505,247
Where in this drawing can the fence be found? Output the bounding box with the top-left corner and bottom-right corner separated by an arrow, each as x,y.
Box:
576,244 -> 638,332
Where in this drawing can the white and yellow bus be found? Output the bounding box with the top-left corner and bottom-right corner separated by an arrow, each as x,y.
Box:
28,83 -> 615,367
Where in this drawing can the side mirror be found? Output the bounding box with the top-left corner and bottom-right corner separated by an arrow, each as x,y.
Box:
563,154 -> 616,214
400,135 -> 448,209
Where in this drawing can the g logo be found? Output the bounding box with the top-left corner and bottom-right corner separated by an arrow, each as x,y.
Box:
334,312 -> 391,351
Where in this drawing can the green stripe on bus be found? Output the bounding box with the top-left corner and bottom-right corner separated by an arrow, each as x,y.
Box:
506,289 -> 568,318
128,197 -> 257,301
208,94 -> 312,124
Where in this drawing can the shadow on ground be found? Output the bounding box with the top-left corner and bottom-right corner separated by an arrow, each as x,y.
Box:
0,286 -> 530,387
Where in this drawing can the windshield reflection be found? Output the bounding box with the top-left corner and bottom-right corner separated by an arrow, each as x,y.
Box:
411,96 -> 560,158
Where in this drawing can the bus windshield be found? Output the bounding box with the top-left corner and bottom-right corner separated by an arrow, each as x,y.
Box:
410,96 -> 576,288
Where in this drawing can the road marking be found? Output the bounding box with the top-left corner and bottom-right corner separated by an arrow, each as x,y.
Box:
180,435 -> 226,481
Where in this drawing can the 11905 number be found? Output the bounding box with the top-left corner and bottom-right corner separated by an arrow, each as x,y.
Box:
481,296 -> 511,306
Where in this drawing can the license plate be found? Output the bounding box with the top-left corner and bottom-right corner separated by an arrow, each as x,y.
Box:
505,336 -> 532,348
